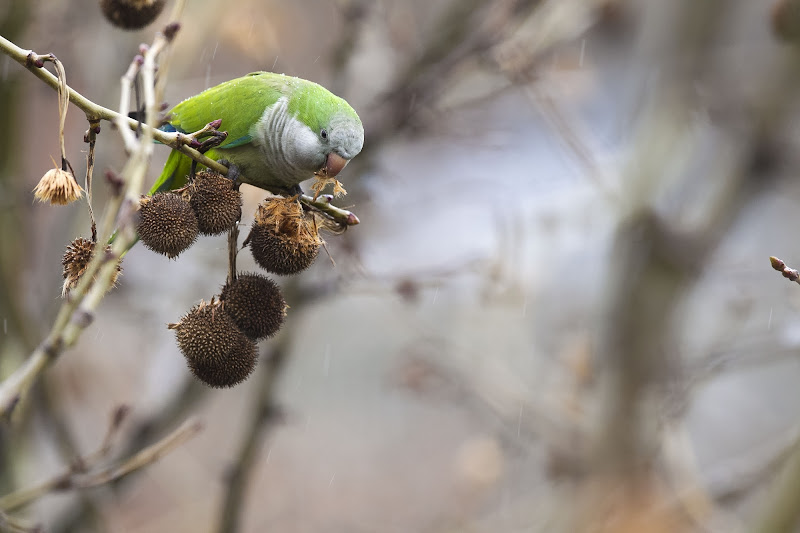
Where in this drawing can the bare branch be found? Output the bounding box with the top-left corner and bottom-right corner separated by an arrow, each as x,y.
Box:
0,416 -> 201,513
0,18 -> 183,419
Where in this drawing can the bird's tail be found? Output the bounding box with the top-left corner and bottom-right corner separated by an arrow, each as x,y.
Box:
149,148 -> 194,194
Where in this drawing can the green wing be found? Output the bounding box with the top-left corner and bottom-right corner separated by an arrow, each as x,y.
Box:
168,72 -> 283,147
150,72 -> 285,193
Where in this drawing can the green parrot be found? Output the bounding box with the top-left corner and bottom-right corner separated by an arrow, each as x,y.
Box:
150,71 -> 364,194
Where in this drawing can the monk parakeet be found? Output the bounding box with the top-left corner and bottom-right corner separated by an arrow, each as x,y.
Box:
150,72 -> 364,194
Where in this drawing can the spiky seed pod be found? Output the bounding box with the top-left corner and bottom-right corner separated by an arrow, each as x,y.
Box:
169,300 -> 258,388
187,170 -> 243,235
99,0 -> 166,30
137,192 -> 199,259
220,273 -> 287,340
61,237 -> 122,297
248,197 -> 322,275
33,167 -> 83,205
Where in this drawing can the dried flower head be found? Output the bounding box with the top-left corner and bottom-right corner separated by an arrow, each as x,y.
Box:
33,167 -> 84,205
248,197 -> 322,275
136,192 -> 199,259
61,237 -> 122,297
311,174 -> 347,199
220,273 -> 287,340
187,170 -> 242,235
169,299 -> 258,388
99,0 -> 166,30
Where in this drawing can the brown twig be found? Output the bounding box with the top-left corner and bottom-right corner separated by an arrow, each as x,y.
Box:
0,509 -> 38,533
74,418 -> 202,488
0,416 -> 201,513
0,406 -> 129,512
769,256 -> 800,286
84,120 -> 101,241
227,182 -> 241,284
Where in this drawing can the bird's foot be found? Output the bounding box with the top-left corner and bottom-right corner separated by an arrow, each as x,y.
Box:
216,159 -> 241,187
272,184 -> 305,198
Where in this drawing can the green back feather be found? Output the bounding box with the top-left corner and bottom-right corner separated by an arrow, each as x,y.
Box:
149,73 -> 283,193
167,72 -> 283,148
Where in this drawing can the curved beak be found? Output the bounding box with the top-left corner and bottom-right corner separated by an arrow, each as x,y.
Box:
324,152 -> 348,177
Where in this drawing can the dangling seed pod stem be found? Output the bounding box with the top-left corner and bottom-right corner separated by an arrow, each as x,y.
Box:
33,56 -> 84,206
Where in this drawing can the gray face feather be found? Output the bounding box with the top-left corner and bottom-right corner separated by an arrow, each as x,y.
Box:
326,111 -> 364,161
243,99 -> 364,189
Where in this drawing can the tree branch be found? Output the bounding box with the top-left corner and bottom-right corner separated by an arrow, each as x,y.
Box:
0,416 -> 201,513
214,288 -> 296,533
0,18 -> 182,419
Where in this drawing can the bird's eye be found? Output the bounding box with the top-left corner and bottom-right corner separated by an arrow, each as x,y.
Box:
320,129 -> 328,140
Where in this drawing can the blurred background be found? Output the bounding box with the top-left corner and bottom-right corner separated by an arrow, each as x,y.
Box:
3,0 -> 800,531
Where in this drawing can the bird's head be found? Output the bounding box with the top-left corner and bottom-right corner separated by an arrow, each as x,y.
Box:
286,83 -> 364,179
318,110 -> 364,177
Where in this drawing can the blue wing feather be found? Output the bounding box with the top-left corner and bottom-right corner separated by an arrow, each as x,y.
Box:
224,134 -> 253,148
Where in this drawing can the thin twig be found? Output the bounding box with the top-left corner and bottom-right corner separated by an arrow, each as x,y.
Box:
84,120 -> 100,241
227,187 -> 241,285
299,193 -> 360,226
0,417 -> 201,512
0,509 -> 38,533
116,53 -> 143,152
524,84 -> 617,201
769,256 -> 800,287
74,418 -> 202,489
0,407 -> 129,512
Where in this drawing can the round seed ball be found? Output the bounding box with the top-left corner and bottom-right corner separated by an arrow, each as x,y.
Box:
188,170 -> 242,235
220,273 -> 286,340
100,0 -> 166,30
170,301 -> 258,388
248,198 -> 321,275
61,237 -> 122,297
137,192 -> 199,259
62,237 -> 94,286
